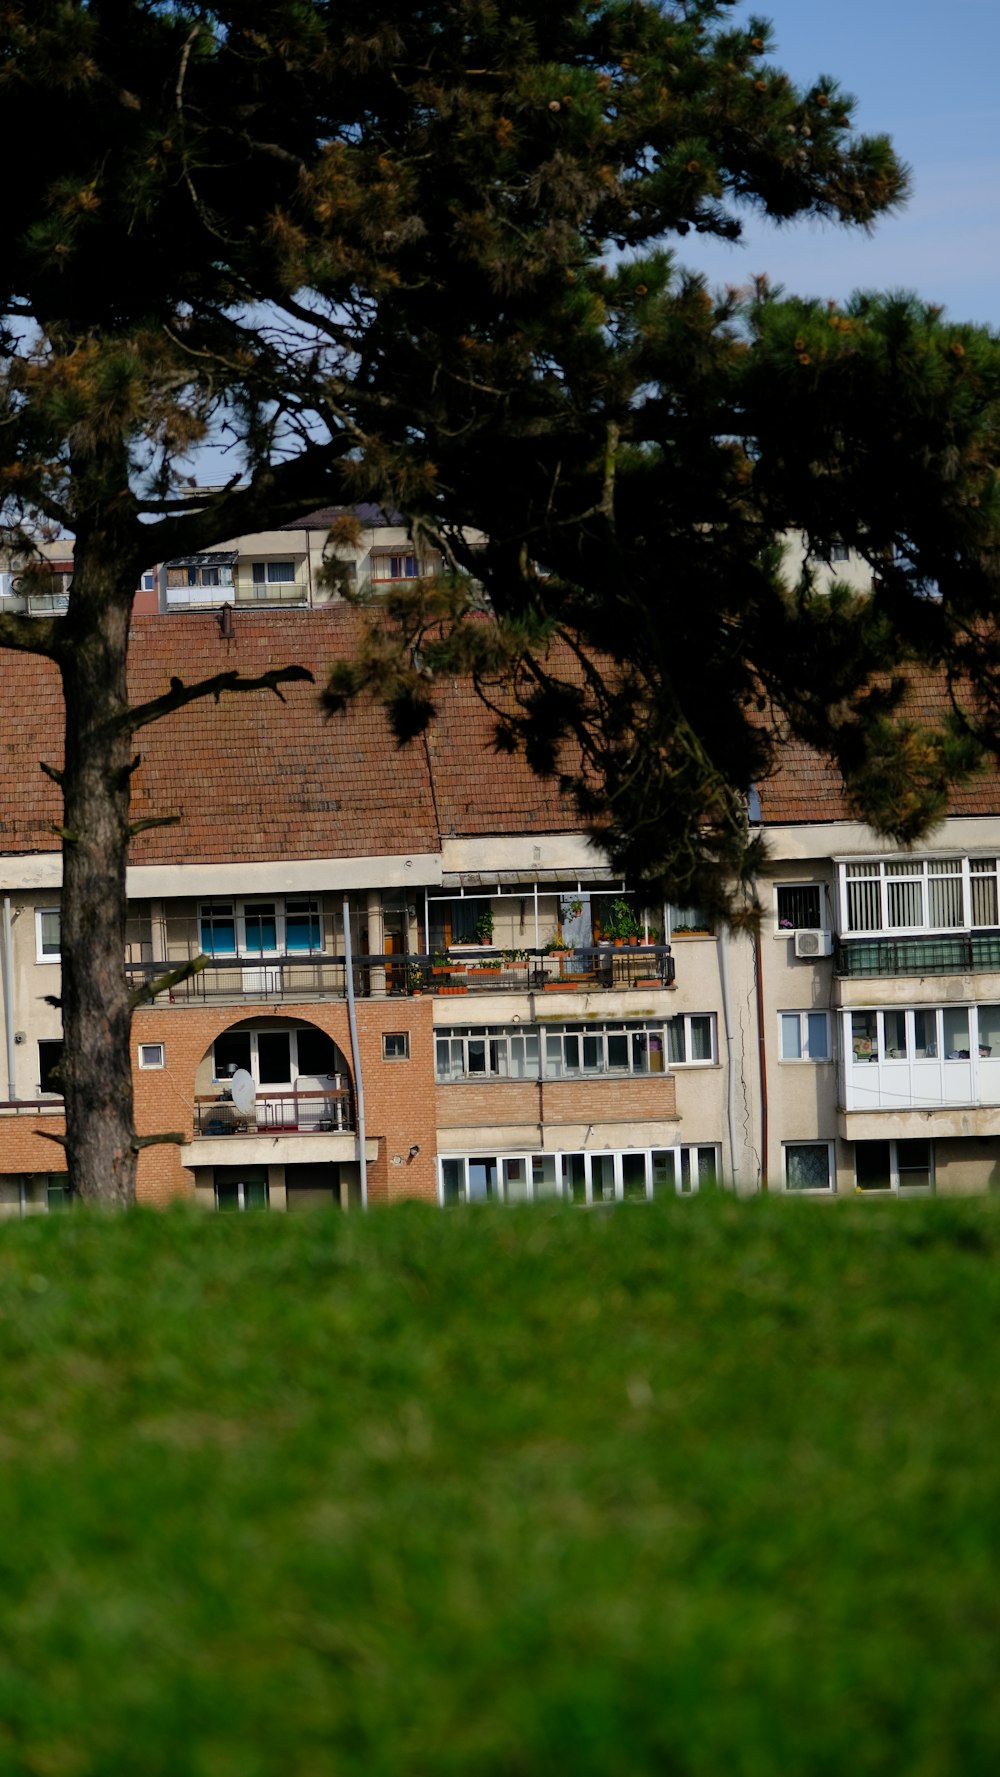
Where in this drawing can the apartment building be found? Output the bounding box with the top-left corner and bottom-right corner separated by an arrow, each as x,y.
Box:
1,593 -> 997,1211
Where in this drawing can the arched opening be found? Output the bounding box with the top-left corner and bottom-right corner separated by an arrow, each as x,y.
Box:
194,1017 -> 353,1135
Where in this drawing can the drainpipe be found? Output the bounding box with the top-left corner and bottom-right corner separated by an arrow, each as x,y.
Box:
717,926 -> 742,1192
3,896 -> 15,1103
342,897 -> 368,1209
753,930 -> 769,1191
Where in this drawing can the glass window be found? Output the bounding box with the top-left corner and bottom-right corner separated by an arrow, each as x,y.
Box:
440,1158 -> 464,1206
977,1006 -> 1000,1057
383,1032 -> 409,1060
851,1011 -> 878,1063
38,1040 -> 64,1096
532,1156 -> 561,1200
970,861 -> 999,928
503,1157 -> 529,1203
590,1154 -> 616,1203
785,1143 -> 833,1192
883,1010 -> 908,1058
897,1140 -> 932,1190
942,1007 -> 970,1059
776,885 -> 822,929
807,1013 -> 830,1060
913,1009 -> 938,1057
780,1012 -> 830,1061
138,1042 -> 165,1069
243,902 -> 278,954
780,1014 -> 802,1060
214,1167 -> 269,1211
213,1032 -> 252,1079
667,1014 -> 716,1065
36,908 -> 61,960
845,863 -> 881,932
467,1158 -> 497,1203
855,1140 -> 892,1193
927,861 -> 963,927
286,898 -> 321,953
257,1031 -> 291,1084
621,1154 -> 648,1202
200,903 -> 236,956
562,1153 -> 588,1205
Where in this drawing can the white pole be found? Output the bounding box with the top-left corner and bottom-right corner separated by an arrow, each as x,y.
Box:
342,897 -> 368,1210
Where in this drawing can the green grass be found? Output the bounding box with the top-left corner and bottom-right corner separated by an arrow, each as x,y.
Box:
0,1196 -> 998,1774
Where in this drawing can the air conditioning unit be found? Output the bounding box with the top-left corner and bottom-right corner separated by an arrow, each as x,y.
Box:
794,929 -> 833,959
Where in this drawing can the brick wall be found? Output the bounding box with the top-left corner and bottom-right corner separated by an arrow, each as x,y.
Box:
132,995 -> 440,1207
435,1074 -> 677,1132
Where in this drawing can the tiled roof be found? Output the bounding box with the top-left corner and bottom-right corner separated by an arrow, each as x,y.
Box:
755,671 -> 1000,825
4,615 -> 1000,865
0,609 -> 580,865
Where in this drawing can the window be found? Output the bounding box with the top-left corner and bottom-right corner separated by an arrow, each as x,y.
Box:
138,1042 -> 165,1070
371,552 -> 420,582
776,884 -> 822,930
199,897 -> 323,958
435,1021 -> 667,1082
784,1142 -> 834,1193
214,1166 -> 269,1211
545,1021 -> 665,1077
666,1014 -> 715,1065
436,1026 -> 540,1082
779,1012 -> 830,1061
383,1032 -> 409,1061
251,560 -> 296,587
35,907 -> 61,962
200,902 -> 237,956
855,1140 -> 933,1194
38,1040 -> 64,1096
285,898 -> 322,953
829,541 -> 850,563
211,1026 -> 340,1085
668,904 -> 714,936
842,856 -> 1000,935
439,1145 -> 721,1206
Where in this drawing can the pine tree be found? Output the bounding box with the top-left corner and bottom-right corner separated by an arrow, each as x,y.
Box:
0,1 -> 994,1200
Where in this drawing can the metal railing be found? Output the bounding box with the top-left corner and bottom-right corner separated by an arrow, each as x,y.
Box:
126,945 -> 676,1005
836,931 -> 1000,979
194,1085 -> 354,1137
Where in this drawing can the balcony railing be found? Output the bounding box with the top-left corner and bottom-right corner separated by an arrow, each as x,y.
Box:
194,1085 -> 354,1138
127,945 -> 675,1005
836,932 -> 1000,979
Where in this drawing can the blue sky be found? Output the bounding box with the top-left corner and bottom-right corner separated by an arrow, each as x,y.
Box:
687,0 -> 1000,328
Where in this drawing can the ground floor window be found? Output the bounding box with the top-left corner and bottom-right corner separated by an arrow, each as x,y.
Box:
214,1165 -> 269,1211
784,1142 -> 835,1193
438,1144 -> 720,1206
855,1139 -> 934,1194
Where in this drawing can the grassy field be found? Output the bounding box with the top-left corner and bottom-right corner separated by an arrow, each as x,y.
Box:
0,1195 -> 998,1775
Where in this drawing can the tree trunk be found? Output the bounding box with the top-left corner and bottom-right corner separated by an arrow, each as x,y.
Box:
58,536 -> 139,1207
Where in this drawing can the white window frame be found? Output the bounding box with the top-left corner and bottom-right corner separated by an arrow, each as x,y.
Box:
250,559 -> 297,588
198,896 -> 323,960
783,1141 -> 835,1194
138,1042 -> 165,1070
666,1013 -> 717,1066
544,1021 -> 667,1078
435,1025 -> 541,1082
437,1145 -> 721,1206
775,883 -> 824,932
778,1011 -> 831,1062
35,906 -> 61,963
854,1138 -> 934,1196
838,856 -> 1000,937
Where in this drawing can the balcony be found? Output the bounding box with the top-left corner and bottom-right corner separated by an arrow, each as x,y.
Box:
126,946 -> 675,1006
836,932 -> 1000,978
194,1084 -> 353,1138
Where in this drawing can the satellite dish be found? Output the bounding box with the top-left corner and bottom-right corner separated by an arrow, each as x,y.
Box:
229,1068 -> 256,1117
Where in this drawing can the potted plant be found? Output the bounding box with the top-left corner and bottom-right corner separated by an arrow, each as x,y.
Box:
474,907 -> 494,944
605,898 -> 641,945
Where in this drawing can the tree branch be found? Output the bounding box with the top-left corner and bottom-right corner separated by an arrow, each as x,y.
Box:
120,664 -> 314,735
0,610 -> 63,659
128,955 -> 208,1012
